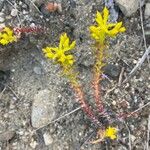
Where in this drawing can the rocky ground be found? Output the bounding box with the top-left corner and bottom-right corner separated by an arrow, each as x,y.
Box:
0,0 -> 150,150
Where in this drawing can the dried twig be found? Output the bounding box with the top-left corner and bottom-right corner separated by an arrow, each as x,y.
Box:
146,115 -> 150,150
139,0 -> 147,50
118,67 -> 125,86
5,85 -> 20,99
34,107 -> 81,132
78,131 -> 96,150
139,0 -> 149,66
123,46 -> 150,83
29,0 -> 43,15
124,121 -> 132,150
128,101 -> 150,118
0,86 -> 6,99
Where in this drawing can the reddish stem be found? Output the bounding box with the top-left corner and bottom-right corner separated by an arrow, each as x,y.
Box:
92,73 -> 104,113
73,85 -> 102,126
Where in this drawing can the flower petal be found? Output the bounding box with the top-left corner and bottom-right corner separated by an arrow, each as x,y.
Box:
103,7 -> 109,25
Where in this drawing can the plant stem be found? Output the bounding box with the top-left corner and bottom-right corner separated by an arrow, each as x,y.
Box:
72,84 -> 102,126
92,72 -> 104,113
92,44 -> 105,114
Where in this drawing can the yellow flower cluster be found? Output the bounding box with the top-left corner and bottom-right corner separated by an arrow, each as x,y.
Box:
0,27 -> 17,45
104,126 -> 117,140
89,7 -> 126,44
42,33 -> 76,68
91,126 -> 117,144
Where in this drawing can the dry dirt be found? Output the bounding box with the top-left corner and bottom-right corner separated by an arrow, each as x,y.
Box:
0,0 -> 150,150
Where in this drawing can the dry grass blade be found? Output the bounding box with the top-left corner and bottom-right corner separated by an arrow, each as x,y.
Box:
0,86 -> 6,99
34,107 -> 81,132
146,115 -> 150,150
29,0 -> 43,15
139,0 -> 149,66
124,121 -> 132,150
128,101 -> 150,117
123,46 -> 150,83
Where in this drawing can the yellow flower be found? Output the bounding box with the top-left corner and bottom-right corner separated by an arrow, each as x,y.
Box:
42,33 -> 76,68
104,126 -> 117,140
89,7 -> 126,44
0,27 -> 17,45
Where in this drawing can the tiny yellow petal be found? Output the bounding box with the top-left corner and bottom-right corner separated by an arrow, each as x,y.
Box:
103,7 -> 109,25
104,127 -> 117,140
0,39 -> 9,45
69,41 -> 76,49
119,27 -> 126,32
96,11 -> 103,26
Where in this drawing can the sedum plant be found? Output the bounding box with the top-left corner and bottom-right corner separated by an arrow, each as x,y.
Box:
0,27 -> 17,45
89,7 -> 125,116
42,7 -> 126,141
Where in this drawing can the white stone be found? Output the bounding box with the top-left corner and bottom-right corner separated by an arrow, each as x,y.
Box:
31,89 -> 57,128
0,12 -> 4,16
115,0 -> 139,16
0,23 -> 5,29
145,3 -> 150,18
0,17 -> 4,22
43,133 -> 53,145
130,135 -> 136,142
133,59 -> 137,64
112,101 -> 117,105
11,9 -> 18,17
30,140 -> 37,149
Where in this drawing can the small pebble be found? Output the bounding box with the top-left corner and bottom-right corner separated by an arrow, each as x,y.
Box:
30,140 -> 37,149
133,59 -> 137,64
11,9 -> 18,17
112,101 -> 117,105
114,89 -> 119,94
22,10 -> 28,15
0,12 -> 4,16
33,66 -> 42,75
43,133 -> 53,145
145,3 -> 150,19
0,17 -> 4,22
0,131 -> 15,142
131,135 -> 136,142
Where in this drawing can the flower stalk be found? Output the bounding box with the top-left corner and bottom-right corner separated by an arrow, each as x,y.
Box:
72,84 -> 102,126
89,7 -> 126,116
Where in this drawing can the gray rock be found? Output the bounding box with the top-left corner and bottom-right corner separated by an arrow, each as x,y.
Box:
145,3 -> 150,19
0,131 -> 15,142
11,8 -> 18,17
31,89 -> 57,128
103,64 -> 120,79
43,132 -> 53,145
33,66 -> 42,75
115,0 -> 139,16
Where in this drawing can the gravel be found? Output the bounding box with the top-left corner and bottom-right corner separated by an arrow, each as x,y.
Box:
0,0 -> 149,149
